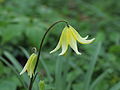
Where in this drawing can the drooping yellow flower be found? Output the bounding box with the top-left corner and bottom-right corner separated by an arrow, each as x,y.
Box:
50,25 -> 95,55
20,53 -> 37,78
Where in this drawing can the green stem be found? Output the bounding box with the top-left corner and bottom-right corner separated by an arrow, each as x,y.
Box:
28,20 -> 69,90
28,77 -> 33,90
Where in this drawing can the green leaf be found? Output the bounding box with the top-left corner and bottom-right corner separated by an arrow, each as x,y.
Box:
83,42 -> 102,90
110,82 -> 120,90
0,56 -> 27,88
90,69 -> 111,90
3,51 -> 29,85
0,76 -> 19,90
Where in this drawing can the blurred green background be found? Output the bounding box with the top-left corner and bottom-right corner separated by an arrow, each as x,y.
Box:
0,0 -> 120,90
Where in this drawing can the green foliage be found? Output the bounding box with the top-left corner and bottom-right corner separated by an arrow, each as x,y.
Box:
0,0 -> 120,90
0,61 -> 21,90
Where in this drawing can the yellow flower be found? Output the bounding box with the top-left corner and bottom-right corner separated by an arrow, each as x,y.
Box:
50,25 -> 95,55
20,53 -> 37,78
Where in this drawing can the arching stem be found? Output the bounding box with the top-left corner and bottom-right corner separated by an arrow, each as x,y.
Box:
28,20 -> 69,90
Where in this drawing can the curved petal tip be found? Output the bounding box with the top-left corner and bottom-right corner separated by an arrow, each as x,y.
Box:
83,35 -> 89,39
76,51 -> 82,55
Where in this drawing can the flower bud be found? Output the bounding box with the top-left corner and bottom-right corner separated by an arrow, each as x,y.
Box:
20,53 -> 37,78
39,80 -> 45,90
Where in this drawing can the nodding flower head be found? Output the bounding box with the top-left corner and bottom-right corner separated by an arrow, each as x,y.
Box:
20,53 -> 37,78
50,25 -> 95,55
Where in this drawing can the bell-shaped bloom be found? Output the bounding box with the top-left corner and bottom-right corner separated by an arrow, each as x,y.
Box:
50,25 -> 95,55
20,53 -> 37,78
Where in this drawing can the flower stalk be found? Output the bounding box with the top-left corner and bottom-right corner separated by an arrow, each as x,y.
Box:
28,20 -> 69,90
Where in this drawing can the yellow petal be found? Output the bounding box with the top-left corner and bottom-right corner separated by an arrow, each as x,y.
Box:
29,54 -> 37,78
27,53 -> 37,78
59,41 -> 68,56
28,71 -> 33,78
20,55 -> 32,75
83,35 -> 89,39
59,28 -> 68,55
20,64 -> 27,75
20,53 -> 37,78
50,27 -> 67,54
70,26 -> 95,44
68,29 -> 81,55
50,41 -> 61,54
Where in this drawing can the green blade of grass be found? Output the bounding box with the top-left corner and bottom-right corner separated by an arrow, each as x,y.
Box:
83,42 -> 102,90
62,58 -> 69,90
19,46 -> 29,58
4,51 -> 22,71
41,58 -> 53,82
90,69 -> 111,90
0,56 -> 27,88
3,51 -> 29,85
68,59 -> 84,74
110,82 -> 120,90
55,56 -> 64,90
